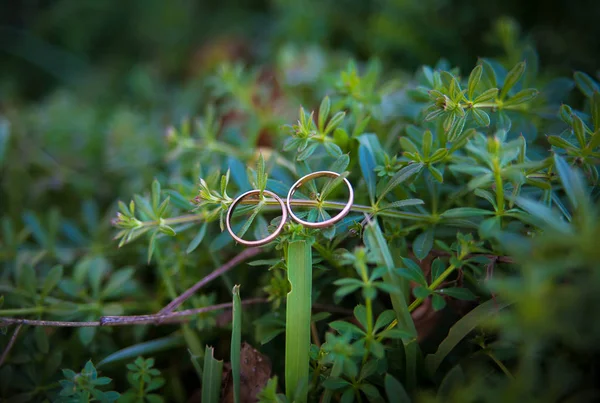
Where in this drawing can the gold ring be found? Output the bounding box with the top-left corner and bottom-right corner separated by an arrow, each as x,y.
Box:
286,171 -> 354,228
226,189 -> 287,246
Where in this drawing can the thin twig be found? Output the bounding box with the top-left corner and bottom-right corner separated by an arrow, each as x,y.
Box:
158,247 -> 262,315
0,299 -> 266,328
0,324 -> 22,367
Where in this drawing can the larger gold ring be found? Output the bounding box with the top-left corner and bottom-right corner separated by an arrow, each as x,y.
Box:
226,189 -> 288,246
286,171 -> 354,228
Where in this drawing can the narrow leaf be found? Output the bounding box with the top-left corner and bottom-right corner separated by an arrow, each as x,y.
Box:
500,62 -> 526,99
285,241 -> 312,402
186,223 -> 208,254
384,374 -> 411,403
412,228 -> 433,261
202,346 -> 224,403
98,336 -> 184,368
231,286 -> 242,403
425,299 -> 512,374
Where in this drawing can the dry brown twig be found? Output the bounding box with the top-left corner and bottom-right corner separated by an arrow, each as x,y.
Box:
0,248 -> 263,331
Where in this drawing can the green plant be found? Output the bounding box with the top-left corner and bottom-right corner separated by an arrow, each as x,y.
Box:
1,13 -> 600,403
57,360 -> 119,403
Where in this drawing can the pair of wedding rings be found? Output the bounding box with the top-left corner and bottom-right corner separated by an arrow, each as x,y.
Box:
225,171 -> 354,246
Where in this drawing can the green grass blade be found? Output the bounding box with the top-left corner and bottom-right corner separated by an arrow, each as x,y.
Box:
425,299 -> 513,375
202,346 -> 223,403
364,221 -> 418,390
285,240 -> 312,403
231,285 -> 242,403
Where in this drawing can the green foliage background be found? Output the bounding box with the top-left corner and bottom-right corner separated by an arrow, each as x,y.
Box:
1,1 -> 600,402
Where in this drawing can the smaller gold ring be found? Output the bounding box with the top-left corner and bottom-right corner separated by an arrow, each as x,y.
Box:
286,171 -> 354,228
226,189 -> 287,246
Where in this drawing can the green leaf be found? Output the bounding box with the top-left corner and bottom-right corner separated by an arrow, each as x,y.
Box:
186,223 -> 208,254
78,327 -> 96,346
438,287 -> 476,300
18,265 -> 37,295
425,299 -> 512,374
360,383 -> 382,399
358,143 -> 377,203
467,65 -> 483,99
548,135 -> 577,150
441,207 -> 494,218
34,327 -> 49,354
101,268 -> 135,299
428,165 -> 444,183
514,196 -> 572,234
412,228 -> 433,261
374,310 -> 396,332
447,114 -> 467,141
422,130 -> 433,158
473,88 -> 498,104
432,294 -> 446,311
384,374 -> 411,403
42,265 -> 63,297
151,179 -> 161,212
503,88 -> 538,106
323,377 -> 351,390
500,61 -> 526,99
237,203 -> 264,241
400,137 -> 419,154
397,258 -> 427,287
379,199 -> 424,211
320,171 -> 349,201
257,154 -> 267,193
437,364 -> 465,398
147,230 -> 158,264
329,154 -> 350,173
592,91 -> 600,132
23,212 -> 48,247
324,111 -> 346,135
296,142 -> 319,161
431,258 -> 445,281
554,154 -> 586,210
323,141 -> 342,157
231,286 -> 242,403
471,109 -> 490,127
378,328 -> 412,339
413,286 -> 430,299
318,97 -> 331,131
574,71 -> 600,98
0,118 -> 9,166
202,346 -> 224,403
572,115 -> 587,147
377,163 -> 423,202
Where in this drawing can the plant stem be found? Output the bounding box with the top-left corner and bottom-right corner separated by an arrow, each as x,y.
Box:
487,352 -> 515,380
380,263 -> 459,339
285,240 -> 312,403
0,324 -> 22,367
493,159 -> 504,215
408,263 -> 457,312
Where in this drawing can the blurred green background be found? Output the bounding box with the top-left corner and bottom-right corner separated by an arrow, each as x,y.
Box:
2,0 -> 599,101
2,0 -> 599,219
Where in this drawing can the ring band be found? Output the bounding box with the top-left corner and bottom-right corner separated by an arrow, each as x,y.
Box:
286,171 -> 354,228
226,189 -> 288,246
